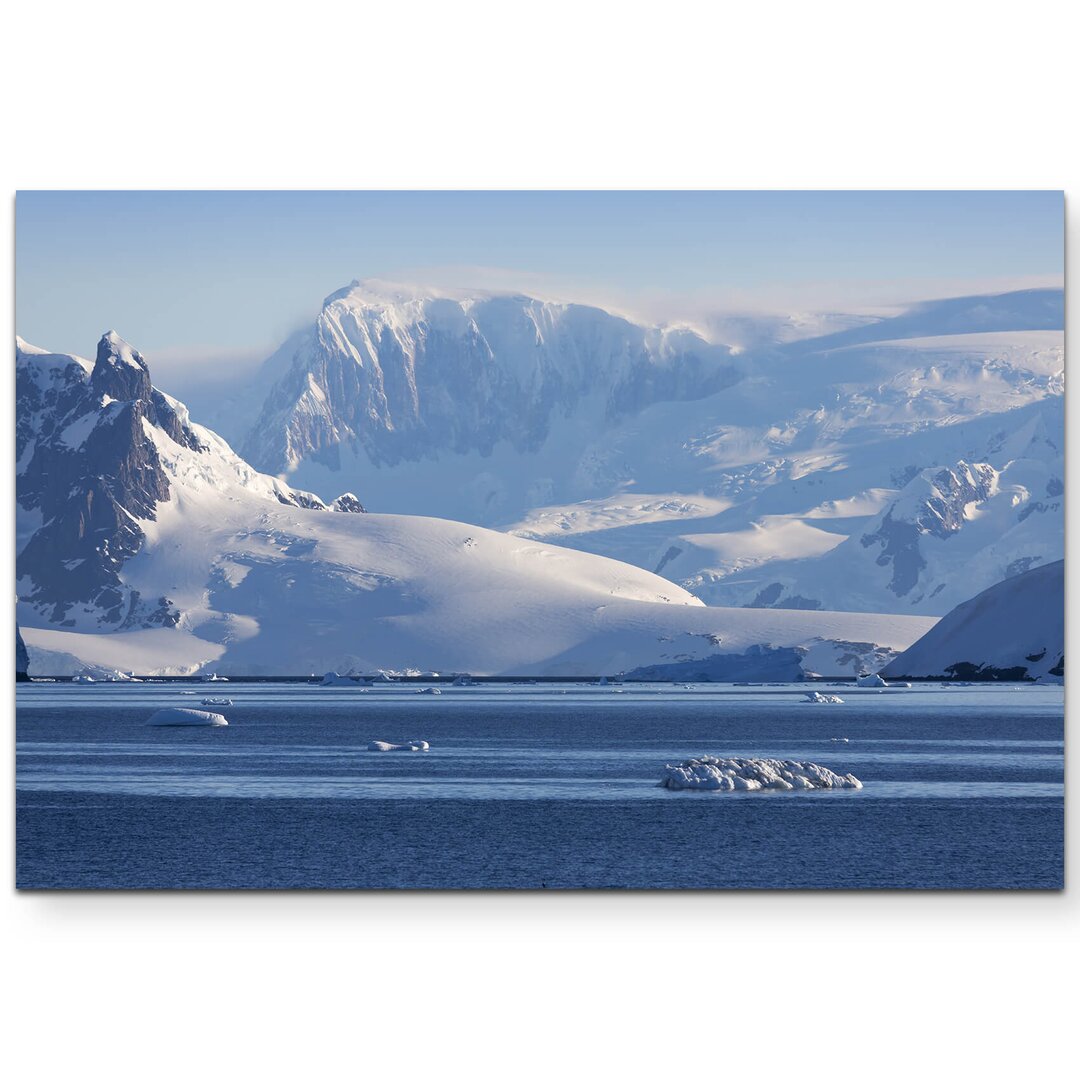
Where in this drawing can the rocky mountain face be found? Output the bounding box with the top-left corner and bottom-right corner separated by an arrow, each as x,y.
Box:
861,461 -> 999,597
234,282 -> 744,475
16,333 -> 364,631
16,623 -> 29,680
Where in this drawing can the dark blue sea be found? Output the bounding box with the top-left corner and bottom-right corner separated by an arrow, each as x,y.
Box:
16,682 -> 1064,889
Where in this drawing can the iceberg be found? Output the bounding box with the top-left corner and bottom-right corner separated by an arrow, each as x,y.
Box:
660,756 -> 862,792
856,673 -> 888,687
201,697 -> 233,706
805,691 -> 845,704
319,671 -> 357,686
368,739 -> 430,752
416,687 -> 441,695
147,707 -> 228,727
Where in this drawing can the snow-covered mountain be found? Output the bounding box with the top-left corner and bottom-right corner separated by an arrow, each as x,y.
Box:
882,560 -> 1063,681
15,332 -> 934,677
200,283 -> 1063,615
675,403 -> 1064,614
16,333 -> 359,631
230,280 -> 743,478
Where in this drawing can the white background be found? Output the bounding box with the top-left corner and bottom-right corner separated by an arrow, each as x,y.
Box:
2,2 -> 1075,1076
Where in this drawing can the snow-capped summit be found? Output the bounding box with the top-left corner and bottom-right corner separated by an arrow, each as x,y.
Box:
232,282 -> 744,480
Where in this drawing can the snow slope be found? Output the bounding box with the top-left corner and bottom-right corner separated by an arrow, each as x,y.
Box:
882,560 -> 1063,681
16,332 -> 934,677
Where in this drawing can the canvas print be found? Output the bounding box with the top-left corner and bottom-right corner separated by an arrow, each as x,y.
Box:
14,191 -> 1064,889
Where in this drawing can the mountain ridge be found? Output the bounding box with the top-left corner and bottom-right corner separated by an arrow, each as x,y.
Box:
16,331 -> 936,677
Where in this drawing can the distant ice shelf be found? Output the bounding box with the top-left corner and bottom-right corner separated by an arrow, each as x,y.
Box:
660,756 -> 862,791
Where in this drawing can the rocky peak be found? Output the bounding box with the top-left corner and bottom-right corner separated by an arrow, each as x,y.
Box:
90,331 -> 153,403
17,331 -> 367,630
331,492 -> 366,513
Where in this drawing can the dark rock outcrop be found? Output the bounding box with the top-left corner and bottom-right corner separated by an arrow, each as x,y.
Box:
16,623 -> 29,681
16,334 -> 198,626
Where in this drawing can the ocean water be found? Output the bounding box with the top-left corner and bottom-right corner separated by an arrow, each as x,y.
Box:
15,681 -> 1064,889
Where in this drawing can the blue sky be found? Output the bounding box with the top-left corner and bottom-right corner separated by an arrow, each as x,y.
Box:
16,191 -> 1063,375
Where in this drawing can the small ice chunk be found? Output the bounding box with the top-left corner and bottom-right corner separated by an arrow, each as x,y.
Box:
147,708 -> 228,727
416,687 -> 442,695
856,673 -> 887,688
660,756 -> 862,792
201,697 -> 233,706
368,739 -> 430,752
805,691 -> 845,704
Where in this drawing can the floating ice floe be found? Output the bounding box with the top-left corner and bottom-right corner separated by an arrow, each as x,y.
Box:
855,672 -> 888,688
200,673 -> 229,682
147,708 -> 228,727
319,671 -> 357,686
368,739 -> 430,752
416,687 -> 442,695
804,691 -> 845,704
78,669 -> 141,682
660,756 -> 862,792
201,697 -> 233,706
